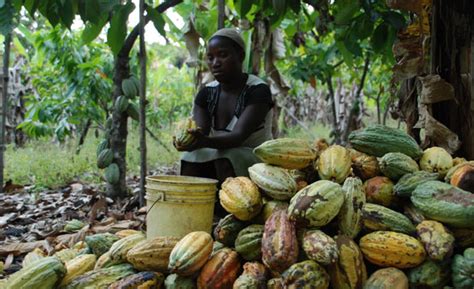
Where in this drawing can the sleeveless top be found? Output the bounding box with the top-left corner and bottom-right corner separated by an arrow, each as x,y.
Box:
181,74 -> 273,176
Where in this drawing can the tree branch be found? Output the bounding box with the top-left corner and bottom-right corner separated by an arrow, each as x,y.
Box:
119,0 -> 183,58
342,54 -> 370,143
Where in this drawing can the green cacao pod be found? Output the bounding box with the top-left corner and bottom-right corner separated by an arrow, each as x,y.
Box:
104,163 -> 120,185
97,139 -> 109,157
108,271 -> 164,289
349,149 -> 381,181
64,263 -> 135,289
115,95 -> 129,113
22,248 -> 46,268
394,171 -> 439,198
411,181 -> 474,228
379,152 -> 419,181
211,241 -> 225,257
108,233 -> 146,262
126,103 -> 139,121
419,147 -> 453,177
63,219 -> 85,233
348,125 -> 423,159
122,78 -> 139,98
416,220 -> 454,261
364,267 -> 408,289
94,252 -> 122,270
85,233 -> 120,256
364,176 -> 397,207
253,138 -> 316,169
408,260 -> 450,289
282,260 -> 330,289
235,224 -> 264,261
262,209 -> 299,273
256,200 -> 289,224
248,163 -> 298,200
126,236 -> 179,272
452,248 -> 474,289
316,145 -> 352,184
5,257 -> 66,289
168,231 -> 213,276
213,214 -> 246,247
219,177 -> 263,221
233,262 -> 268,289
359,231 -> 426,269
338,177 -> 366,238
362,203 -> 416,234
164,274 -> 197,289
288,180 -> 344,227
302,230 -> 338,265
329,235 -> 367,289
97,148 -> 114,169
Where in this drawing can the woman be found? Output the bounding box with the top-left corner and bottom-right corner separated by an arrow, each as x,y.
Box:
175,28 -> 274,185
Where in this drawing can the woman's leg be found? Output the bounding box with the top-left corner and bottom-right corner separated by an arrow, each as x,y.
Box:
214,158 -> 236,183
180,160 -> 216,179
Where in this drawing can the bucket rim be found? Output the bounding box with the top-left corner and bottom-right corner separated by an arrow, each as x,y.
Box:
146,175 -> 219,185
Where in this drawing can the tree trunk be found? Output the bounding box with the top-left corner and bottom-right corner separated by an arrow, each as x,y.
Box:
107,55 -> 130,199
105,0 -> 183,199
138,0 -> 147,207
430,0 -> 472,158
1,33 -> 12,193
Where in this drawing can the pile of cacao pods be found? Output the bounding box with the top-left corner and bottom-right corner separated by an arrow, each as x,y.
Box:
2,124 -> 474,288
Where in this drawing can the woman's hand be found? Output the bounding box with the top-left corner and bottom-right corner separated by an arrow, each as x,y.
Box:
173,127 -> 209,151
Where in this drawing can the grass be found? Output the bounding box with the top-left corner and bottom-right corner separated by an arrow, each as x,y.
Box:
5,126 -> 180,189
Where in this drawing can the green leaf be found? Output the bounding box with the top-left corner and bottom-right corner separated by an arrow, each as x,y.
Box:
38,0 -> 60,27
59,0 -> 75,28
81,16 -> 107,44
24,0 -> 39,16
353,15 -> 373,40
79,0 -> 102,25
371,22 -> 389,53
382,11 -> 406,30
107,2 -> 135,55
12,0 -> 22,11
235,0 -> 253,18
288,0 -> 300,14
146,6 -> 166,37
13,36 -> 26,56
336,40 -> 353,67
0,1 -> 16,35
334,0 -> 359,25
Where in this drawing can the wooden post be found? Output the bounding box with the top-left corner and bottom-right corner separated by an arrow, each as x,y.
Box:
218,0 -> 225,29
138,0 -> 147,207
1,33 -> 12,193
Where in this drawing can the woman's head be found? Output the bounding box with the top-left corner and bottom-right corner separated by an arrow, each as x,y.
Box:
207,28 -> 245,83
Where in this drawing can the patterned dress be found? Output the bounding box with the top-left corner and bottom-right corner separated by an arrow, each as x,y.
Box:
181,74 -> 274,176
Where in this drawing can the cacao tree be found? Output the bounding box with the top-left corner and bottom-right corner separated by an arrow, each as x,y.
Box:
1,0 -> 181,198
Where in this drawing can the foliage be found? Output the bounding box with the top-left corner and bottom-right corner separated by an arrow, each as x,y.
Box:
5,127 -> 179,189
145,43 -> 195,128
17,26 -> 114,141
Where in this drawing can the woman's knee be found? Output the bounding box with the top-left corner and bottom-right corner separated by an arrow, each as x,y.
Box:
214,158 -> 236,183
181,160 -> 216,178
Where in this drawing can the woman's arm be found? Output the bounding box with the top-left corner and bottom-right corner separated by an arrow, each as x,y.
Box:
192,103 -> 211,136
192,102 -> 271,149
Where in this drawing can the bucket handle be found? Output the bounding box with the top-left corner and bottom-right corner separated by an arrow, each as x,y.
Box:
146,192 -> 165,215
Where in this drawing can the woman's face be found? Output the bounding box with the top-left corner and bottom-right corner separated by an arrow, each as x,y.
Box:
206,37 -> 244,83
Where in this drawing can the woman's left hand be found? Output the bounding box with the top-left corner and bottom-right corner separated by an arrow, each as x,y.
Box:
175,128 -> 209,151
